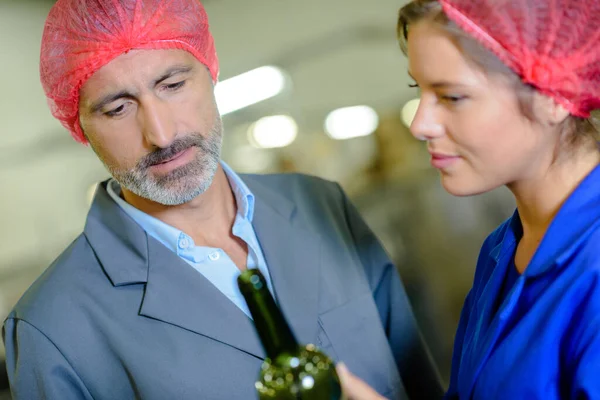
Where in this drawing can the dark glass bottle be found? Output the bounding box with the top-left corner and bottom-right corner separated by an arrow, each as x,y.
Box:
237,269 -> 342,399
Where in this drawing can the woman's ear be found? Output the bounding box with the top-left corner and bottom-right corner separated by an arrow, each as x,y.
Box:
532,91 -> 570,126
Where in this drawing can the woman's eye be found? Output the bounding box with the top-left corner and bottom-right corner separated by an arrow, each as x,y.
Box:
441,95 -> 466,104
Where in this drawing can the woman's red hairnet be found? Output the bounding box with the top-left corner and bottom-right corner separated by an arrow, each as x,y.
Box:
439,0 -> 600,118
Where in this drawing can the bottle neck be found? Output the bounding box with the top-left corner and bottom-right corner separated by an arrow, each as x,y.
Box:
238,270 -> 299,360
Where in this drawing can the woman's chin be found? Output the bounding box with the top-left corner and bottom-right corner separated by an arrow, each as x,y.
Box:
440,175 -> 495,197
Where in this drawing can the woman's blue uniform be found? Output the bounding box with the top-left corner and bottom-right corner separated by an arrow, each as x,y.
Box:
446,164 -> 600,399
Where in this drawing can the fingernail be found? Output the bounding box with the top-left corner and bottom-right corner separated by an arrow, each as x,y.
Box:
336,362 -> 348,375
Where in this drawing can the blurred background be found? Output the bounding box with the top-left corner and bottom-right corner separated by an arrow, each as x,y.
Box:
0,0 -> 516,397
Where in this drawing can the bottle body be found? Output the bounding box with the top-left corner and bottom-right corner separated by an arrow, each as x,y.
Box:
256,343 -> 341,399
237,269 -> 341,400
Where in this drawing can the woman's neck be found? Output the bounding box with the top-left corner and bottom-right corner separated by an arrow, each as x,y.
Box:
508,146 -> 600,271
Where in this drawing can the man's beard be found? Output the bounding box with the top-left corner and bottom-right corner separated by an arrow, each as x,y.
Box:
101,117 -> 223,206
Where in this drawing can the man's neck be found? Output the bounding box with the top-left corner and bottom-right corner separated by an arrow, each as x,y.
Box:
121,165 -> 238,246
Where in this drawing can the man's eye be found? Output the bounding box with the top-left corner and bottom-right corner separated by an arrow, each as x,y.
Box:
164,81 -> 185,91
106,104 -> 126,117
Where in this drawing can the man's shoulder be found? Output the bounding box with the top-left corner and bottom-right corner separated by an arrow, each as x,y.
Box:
241,172 -> 342,202
240,172 -> 354,231
7,233 -> 100,328
241,171 -> 335,187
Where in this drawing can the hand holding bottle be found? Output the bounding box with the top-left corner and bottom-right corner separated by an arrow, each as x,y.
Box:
336,363 -> 386,400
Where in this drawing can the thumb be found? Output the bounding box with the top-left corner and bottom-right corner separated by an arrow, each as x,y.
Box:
336,363 -> 385,400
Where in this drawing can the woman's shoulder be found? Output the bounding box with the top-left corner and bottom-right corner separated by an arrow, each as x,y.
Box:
561,228 -> 600,377
558,221 -> 600,285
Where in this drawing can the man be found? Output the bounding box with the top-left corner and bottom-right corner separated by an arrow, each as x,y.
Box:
2,0 -> 441,399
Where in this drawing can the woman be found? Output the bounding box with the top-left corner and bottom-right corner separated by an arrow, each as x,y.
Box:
338,0 -> 600,398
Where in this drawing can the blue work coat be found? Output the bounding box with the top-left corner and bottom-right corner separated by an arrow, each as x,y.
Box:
447,164 -> 600,399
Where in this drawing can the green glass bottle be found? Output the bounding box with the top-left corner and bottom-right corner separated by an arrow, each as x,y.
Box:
237,269 -> 342,400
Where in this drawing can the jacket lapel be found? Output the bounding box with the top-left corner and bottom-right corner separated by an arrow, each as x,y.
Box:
85,181 -> 264,359
139,238 -> 264,359
244,175 -> 322,347
85,175 -> 324,360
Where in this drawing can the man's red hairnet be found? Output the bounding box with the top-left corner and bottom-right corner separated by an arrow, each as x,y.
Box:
40,0 -> 219,143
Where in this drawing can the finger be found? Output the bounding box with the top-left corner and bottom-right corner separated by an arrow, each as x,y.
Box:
336,363 -> 385,400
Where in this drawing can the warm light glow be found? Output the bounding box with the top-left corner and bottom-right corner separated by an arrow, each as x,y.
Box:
230,145 -> 274,173
215,66 -> 286,115
324,106 -> 379,140
248,115 -> 298,149
401,98 -> 420,127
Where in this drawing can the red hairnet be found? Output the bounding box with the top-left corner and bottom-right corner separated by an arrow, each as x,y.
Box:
40,0 -> 219,143
439,0 -> 600,118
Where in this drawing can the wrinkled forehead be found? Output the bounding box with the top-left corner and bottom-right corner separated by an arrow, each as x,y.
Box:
80,49 -> 202,100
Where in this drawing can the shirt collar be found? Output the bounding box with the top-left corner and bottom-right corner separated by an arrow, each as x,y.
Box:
491,163 -> 600,277
220,161 -> 255,222
105,160 -> 255,253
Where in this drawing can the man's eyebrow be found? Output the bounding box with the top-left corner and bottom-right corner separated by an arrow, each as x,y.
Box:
153,65 -> 194,86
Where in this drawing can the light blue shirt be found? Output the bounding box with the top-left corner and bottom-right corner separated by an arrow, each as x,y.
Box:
106,161 -> 274,318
